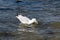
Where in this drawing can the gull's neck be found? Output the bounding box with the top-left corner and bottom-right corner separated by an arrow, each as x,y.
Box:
28,19 -> 35,24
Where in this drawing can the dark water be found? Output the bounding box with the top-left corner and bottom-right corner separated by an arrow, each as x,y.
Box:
0,0 -> 60,40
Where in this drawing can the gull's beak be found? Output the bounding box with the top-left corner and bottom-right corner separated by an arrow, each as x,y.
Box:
35,21 -> 38,24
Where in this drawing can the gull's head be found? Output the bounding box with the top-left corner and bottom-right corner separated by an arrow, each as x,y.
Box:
31,18 -> 38,24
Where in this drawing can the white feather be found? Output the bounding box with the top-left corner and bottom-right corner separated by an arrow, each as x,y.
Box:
16,15 -> 38,24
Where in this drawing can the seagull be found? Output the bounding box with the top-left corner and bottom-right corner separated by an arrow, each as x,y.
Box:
16,15 -> 38,25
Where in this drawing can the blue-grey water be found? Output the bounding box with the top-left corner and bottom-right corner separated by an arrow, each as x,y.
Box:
0,0 -> 60,40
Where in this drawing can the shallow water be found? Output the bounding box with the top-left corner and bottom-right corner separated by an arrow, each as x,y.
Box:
0,0 -> 60,40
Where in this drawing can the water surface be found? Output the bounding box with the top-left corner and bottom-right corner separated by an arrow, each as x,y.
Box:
0,0 -> 60,40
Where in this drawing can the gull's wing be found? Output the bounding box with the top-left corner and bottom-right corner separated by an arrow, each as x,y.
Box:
23,16 -> 30,21
16,15 -> 30,23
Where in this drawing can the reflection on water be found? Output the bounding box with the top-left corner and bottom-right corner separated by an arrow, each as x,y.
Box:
17,23 -> 39,33
0,0 -> 60,40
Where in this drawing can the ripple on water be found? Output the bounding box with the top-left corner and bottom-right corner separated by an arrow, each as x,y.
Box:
0,0 -> 60,40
